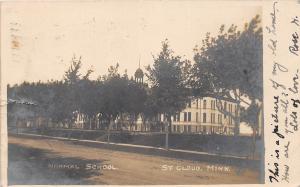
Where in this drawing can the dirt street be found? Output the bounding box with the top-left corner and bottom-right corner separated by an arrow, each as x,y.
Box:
8,135 -> 260,185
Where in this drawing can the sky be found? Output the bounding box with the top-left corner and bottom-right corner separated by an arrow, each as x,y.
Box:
2,1 -> 261,85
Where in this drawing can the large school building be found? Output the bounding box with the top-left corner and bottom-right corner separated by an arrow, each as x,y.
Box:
130,96 -> 238,135
74,66 -> 262,136
171,97 -> 237,135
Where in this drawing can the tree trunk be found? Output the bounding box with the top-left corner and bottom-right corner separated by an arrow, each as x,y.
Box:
234,103 -> 241,136
89,117 -> 92,129
107,121 -> 110,144
16,118 -> 19,134
165,124 -> 169,150
107,117 -> 113,144
165,114 -> 171,150
46,118 -> 49,128
259,105 -> 264,183
251,106 -> 262,159
251,127 -> 257,159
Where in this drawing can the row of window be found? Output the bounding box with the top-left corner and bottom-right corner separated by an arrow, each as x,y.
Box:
79,112 -> 233,126
172,124 -> 234,134
201,113 -> 225,124
174,112 -> 234,124
187,99 -> 236,113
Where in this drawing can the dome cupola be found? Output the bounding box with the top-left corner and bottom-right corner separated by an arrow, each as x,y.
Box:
134,58 -> 144,84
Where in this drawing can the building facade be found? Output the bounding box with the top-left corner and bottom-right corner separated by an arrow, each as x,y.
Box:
170,97 -> 237,135
131,96 -> 238,135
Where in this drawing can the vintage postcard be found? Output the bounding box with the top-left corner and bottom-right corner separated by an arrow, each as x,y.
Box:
0,0 -> 299,186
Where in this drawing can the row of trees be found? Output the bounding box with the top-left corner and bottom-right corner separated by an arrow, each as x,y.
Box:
8,15 -> 262,150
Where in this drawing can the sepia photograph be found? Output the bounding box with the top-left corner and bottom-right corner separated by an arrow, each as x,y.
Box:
2,1 -> 263,185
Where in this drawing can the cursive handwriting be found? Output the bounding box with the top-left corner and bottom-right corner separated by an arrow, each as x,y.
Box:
266,2 -> 279,36
289,32 -> 299,56
284,141 -> 290,158
268,162 -> 279,182
291,16 -> 299,27
289,69 -> 299,94
289,111 -> 298,131
273,62 -> 288,75
282,165 -> 290,183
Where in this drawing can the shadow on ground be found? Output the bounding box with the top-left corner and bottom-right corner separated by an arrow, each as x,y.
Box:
8,143 -> 106,185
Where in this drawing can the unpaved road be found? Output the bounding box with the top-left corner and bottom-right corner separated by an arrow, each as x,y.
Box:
8,135 -> 260,185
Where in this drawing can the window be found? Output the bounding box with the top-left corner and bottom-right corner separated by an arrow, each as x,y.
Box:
196,112 -> 198,122
229,104 -> 232,113
173,113 -> 180,122
220,114 -> 222,123
196,99 -> 199,109
218,114 -> 222,124
184,112 -> 187,122
188,100 -> 191,108
184,125 -> 187,132
211,100 -> 215,110
224,102 -> 227,111
211,113 -> 215,123
173,125 -> 176,132
188,112 -> 191,122
177,113 -> 180,121
213,114 -> 216,123
203,113 -> 206,123
203,100 -> 207,109
229,117 -> 232,125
